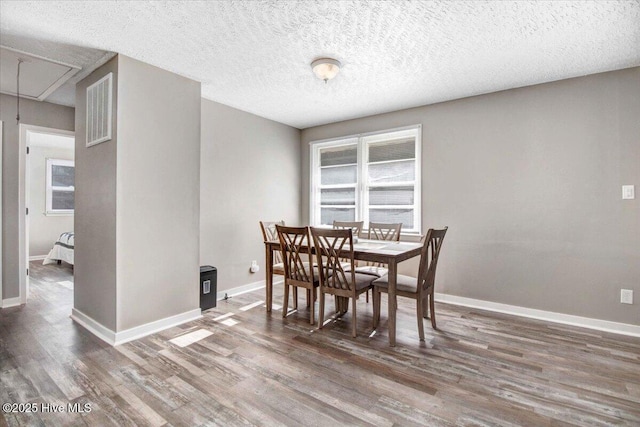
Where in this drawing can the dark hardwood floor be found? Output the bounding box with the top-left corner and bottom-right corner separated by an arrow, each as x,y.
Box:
1,262 -> 639,426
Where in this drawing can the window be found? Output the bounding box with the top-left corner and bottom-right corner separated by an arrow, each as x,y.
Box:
310,126 -> 421,234
46,159 -> 75,215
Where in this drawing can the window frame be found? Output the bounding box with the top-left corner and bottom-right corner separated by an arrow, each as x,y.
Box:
45,158 -> 75,216
310,125 -> 421,235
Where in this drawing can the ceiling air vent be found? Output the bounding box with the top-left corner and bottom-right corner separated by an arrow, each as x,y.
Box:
86,72 -> 113,147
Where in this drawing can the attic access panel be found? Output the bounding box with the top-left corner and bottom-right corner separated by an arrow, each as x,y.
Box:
0,46 -> 80,101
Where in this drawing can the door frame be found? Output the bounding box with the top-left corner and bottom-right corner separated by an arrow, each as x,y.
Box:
18,124 -> 75,303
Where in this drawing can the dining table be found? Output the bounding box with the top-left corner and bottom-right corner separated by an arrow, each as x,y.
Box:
264,237 -> 423,346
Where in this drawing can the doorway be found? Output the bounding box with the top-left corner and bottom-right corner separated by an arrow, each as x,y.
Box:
19,124 -> 75,303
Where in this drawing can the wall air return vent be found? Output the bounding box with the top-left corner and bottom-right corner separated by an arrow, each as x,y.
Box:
86,72 -> 113,147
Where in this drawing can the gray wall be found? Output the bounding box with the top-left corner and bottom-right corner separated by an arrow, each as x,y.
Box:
200,99 -> 301,292
116,55 -> 201,331
74,56 -> 118,330
1,94 -> 74,300
74,55 -> 201,332
28,145 -> 75,257
301,67 -> 640,326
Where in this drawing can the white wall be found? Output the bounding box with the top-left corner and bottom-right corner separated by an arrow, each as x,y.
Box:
1,121 -> 3,296
200,99 -> 301,292
28,145 -> 74,257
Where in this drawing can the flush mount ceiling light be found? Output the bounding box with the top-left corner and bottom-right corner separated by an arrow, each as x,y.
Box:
311,58 -> 341,83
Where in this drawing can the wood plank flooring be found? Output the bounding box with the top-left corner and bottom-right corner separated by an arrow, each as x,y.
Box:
1,262 -> 639,426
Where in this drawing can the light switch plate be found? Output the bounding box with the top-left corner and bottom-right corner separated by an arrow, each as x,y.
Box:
622,185 -> 635,200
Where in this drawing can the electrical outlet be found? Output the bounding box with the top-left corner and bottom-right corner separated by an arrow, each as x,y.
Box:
622,185 -> 635,200
620,289 -> 633,304
250,260 -> 260,273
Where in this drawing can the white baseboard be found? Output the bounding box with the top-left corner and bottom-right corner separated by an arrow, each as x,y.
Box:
216,279 -> 282,301
71,308 -> 203,346
435,293 -> 640,338
71,308 -> 116,345
29,255 -> 47,261
1,296 -> 22,309
113,309 -> 202,345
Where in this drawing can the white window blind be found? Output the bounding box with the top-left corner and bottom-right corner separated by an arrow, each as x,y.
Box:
318,140 -> 358,224
310,126 -> 421,233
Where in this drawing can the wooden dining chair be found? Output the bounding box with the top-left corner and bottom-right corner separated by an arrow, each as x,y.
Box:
332,221 -> 364,238
372,227 -> 448,341
260,220 -> 285,270
275,225 -> 318,324
260,220 -> 303,309
355,222 -> 403,277
353,222 -> 402,302
332,220 -> 364,269
310,227 -> 376,338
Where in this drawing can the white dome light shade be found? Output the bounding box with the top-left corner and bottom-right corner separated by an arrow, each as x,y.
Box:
311,58 -> 341,82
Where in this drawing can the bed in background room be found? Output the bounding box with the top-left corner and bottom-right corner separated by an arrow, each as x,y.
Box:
43,232 -> 74,265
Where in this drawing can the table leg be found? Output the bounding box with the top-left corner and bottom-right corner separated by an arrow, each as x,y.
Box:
387,260 -> 397,347
265,243 -> 273,312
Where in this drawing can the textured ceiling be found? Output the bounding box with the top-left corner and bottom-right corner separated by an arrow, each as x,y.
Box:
1,1 -> 639,129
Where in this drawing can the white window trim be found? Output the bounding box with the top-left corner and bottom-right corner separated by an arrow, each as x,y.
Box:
46,158 -> 75,216
309,125 -> 422,235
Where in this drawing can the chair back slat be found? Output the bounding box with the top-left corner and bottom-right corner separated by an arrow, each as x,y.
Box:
366,222 -> 402,268
260,220 -> 285,263
368,222 -> 402,241
276,225 -> 314,285
332,221 -> 363,265
417,227 -> 448,293
311,228 -> 355,292
332,221 -> 364,238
